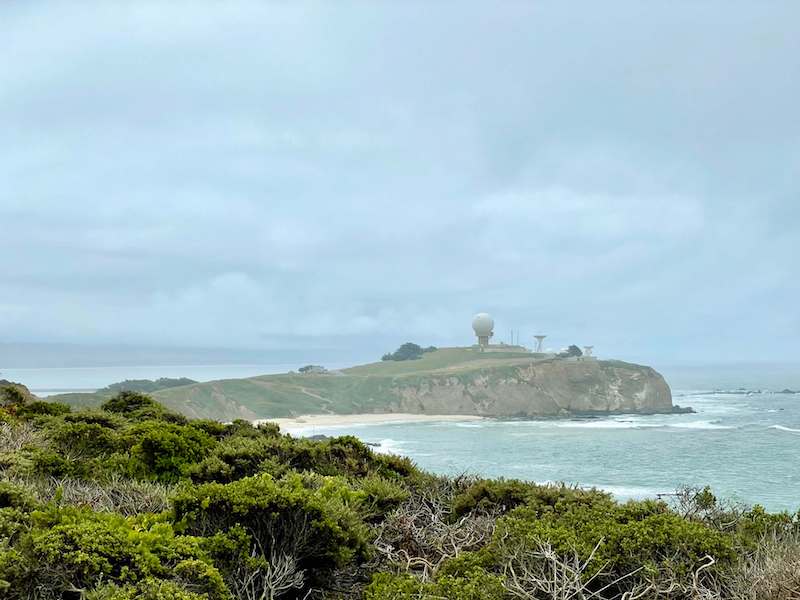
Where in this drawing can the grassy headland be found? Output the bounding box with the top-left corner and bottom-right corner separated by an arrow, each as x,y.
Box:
49,347 -> 672,421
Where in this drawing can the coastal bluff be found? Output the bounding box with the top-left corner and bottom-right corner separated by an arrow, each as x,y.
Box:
126,348 -> 675,421
383,359 -> 673,417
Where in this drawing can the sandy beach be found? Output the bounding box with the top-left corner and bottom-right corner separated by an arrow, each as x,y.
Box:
258,413 -> 484,435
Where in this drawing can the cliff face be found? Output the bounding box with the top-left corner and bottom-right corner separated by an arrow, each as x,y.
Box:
382,359 -> 673,417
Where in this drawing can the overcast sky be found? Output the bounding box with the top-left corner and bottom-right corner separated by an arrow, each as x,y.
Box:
1,1 -> 799,364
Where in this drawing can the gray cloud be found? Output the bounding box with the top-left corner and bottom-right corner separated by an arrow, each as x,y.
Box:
1,1 -> 799,363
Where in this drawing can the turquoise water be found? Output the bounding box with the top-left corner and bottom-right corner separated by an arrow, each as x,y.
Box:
302,391 -> 800,513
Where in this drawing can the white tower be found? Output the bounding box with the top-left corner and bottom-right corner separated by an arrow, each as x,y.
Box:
472,313 -> 494,348
534,335 -> 547,353
583,345 -> 594,358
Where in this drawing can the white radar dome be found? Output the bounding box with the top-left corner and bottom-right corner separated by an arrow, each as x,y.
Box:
472,313 -> 494,336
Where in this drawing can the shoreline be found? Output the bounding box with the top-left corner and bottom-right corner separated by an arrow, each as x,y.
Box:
257,413 -> 484,434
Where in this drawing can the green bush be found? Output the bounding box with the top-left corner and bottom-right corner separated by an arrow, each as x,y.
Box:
495,498 -> 736,590
188,436 -> 277,483
173,473 -> 369,574
63,409 -> 125,429
50,421 -> 123,457
187,419 -> 230,440
452,478 -> 539,517
452,479 -> 612,518
365,570 -> 505,600
126,421 -> 217,482
27,446 -> 87,478
0,482 -> 37,511
0,506 -> 228,600
86,580 -> 210,600
18,400 -> 71,417
355,474 -> 410,521
102,391 -> 187,424
256,434 -> 419,480
102,391 -> 162,415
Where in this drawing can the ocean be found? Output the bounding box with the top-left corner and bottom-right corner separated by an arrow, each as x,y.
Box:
3,362 -> 798,512
310,390 -> 800,513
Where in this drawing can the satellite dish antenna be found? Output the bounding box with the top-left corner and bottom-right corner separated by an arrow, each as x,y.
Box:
534,335 -> 547,353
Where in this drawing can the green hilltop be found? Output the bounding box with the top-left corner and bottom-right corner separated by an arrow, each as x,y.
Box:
151,347 -> 543,420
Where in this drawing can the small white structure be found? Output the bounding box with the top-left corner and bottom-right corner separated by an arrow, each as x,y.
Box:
472,313 -> 494,347
583,346 -> 594,357
534,335 -> 547,353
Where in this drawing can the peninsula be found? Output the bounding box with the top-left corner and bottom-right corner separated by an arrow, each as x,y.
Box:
126,346 -> 675,421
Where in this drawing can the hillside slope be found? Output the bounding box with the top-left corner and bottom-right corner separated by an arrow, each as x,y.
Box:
148,348 -> 673,420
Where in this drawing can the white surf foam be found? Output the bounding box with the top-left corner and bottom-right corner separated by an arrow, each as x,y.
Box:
588,484 -> 665,498
556,419 -> 661,430
770,425 -> 800,434
370,438 -> 407,455
669,420 -> 734,430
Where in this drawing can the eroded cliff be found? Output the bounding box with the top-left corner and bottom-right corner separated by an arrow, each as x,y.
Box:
382,359 -> 673,417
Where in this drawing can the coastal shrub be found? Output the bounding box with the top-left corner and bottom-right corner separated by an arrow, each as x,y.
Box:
365,570 -> 505,600
50,420 -> 123,458
172,473 -> 369,575
125,421 -> 217,482
452,479 -> 612,518
0,482 -> 37,511
228,434 -> 420,481
452,479 -> 539,517
494,498 -> 736,591
0,506 -> 227,600
28,446 -> 89,478
355,474 -> 410,521
187,419 -> 230,440
671,485 -> 800,547
102,391 -> 162,415
189,435 -> 281,483
102,391 -> 187,424
62,409 -> 125,428
18,399 -> 71,417
86,580 -> 210,600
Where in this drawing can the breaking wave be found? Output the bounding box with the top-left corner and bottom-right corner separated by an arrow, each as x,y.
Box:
770,425 -> 800,434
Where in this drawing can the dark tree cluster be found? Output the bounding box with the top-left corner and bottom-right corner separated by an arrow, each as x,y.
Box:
381,343 -> 437,361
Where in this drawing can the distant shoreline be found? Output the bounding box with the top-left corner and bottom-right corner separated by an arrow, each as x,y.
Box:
258,413 -> 484,434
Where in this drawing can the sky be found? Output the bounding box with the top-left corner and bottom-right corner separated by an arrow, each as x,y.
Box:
1,1 -> 799,365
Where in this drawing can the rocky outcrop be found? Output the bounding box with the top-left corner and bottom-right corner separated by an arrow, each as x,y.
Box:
382,359 -> 673,417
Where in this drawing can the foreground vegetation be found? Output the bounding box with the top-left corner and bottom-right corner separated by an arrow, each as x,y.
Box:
1,383 -> 798,599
